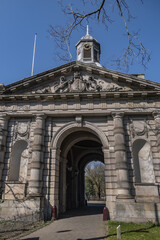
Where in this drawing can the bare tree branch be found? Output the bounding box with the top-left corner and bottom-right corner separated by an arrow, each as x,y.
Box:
49,0 -> 151,71
114,0 -> 151,71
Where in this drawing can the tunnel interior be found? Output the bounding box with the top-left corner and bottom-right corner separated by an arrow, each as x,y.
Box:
59,130 -> 104,212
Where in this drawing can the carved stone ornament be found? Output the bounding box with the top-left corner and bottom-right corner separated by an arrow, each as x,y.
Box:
15,122 -> 30,140
131,121 -> 148,138
54,72 -> 133,93
33,86 -> 52,94
153,111 -> 160,135
55,72 -> 102,93
75,116 -> 83,127
155,120 -> 160,135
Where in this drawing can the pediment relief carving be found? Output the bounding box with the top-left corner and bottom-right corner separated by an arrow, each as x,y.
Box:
54,72 -> 134,93
29,71 -> 134,94
3,62 -> 160,95
33,86 -> 52,94
97,81 -> 132,92
54,72 -> 102,93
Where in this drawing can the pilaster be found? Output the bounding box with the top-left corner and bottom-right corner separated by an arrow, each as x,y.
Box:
103,148 -> 116,201
28,114 -> 45,196
112,112 -> 132,199
0,114 -> 8,195
49,148 -> 61,211
153,111 -> 160,152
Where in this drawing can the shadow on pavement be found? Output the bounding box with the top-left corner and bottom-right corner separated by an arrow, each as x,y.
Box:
59,203 -> 105,219
77,236 -> 107,240
21,238 -> 39,240
56,229 -> 72,233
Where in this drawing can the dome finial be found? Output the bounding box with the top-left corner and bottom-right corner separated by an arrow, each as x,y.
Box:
86,19 -> 89,35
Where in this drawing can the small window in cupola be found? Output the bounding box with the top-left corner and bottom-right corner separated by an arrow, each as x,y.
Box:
83,43 -> 91,60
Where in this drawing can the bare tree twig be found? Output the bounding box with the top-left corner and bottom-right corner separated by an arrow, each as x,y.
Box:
49,0 -> 151,71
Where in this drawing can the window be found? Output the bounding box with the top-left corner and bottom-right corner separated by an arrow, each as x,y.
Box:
83,44 -> 91,60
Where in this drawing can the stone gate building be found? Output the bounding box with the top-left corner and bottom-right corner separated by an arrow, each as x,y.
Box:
0,30 -> 160,222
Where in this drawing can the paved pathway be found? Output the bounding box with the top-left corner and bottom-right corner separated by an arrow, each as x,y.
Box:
21,203 -> 107,240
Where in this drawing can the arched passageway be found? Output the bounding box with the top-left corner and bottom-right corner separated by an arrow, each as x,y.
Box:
85,160 -> 105,202
58,129 -> 106,213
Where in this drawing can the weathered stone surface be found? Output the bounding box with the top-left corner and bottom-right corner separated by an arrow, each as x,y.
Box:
135,184 -> 159,202
0,60 -> 160,222
4,183 -> 26,199
115,201 -> 160,223
0,198 -> 41,219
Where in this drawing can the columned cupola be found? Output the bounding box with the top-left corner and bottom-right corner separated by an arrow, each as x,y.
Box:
76,25 -> 101,66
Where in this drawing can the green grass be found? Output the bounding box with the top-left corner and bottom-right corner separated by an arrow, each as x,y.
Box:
107,220 -> 160,240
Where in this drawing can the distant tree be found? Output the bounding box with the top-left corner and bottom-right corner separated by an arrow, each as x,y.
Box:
85,161 -> 105,200
49,0 -> 151,71
85,176 -> 95,200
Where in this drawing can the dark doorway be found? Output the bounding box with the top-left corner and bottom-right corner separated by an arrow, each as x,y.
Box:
58,130 -> 105,214
66,139 -> 103,210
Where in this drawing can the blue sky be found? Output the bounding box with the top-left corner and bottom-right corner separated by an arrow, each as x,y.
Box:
0,0 -> 160,85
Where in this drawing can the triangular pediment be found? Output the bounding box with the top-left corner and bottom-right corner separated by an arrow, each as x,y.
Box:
1,61 -> 160,97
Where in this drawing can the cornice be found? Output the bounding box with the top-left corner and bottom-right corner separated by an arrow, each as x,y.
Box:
3,110 -> 156,118
0,90 -> 160,102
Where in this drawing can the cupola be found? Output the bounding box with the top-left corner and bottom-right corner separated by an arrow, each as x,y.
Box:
76,25 -> 101,66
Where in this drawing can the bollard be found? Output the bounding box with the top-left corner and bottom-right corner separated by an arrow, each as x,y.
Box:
117,225 -> 121,240
103,206 -> 108,221
52,205 -> 57,220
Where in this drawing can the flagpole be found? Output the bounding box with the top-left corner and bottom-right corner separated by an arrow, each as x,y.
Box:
31,33 -> 37,76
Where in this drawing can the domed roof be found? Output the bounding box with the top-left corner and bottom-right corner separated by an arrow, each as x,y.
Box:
75,25 -> 101,66
76,25 -> 99,46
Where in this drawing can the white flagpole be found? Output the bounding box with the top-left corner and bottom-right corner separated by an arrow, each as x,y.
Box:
31,33 -> 37,76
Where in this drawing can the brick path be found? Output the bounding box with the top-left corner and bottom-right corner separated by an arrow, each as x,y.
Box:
21,203 -> 107,240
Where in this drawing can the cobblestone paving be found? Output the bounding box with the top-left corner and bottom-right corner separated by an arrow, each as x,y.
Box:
21,203 -> 107,240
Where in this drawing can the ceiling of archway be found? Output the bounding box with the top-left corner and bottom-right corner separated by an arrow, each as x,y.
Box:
75,140 -> 102,148
78,152 -> 104,171
65,138 -> 103,171
60,131 -> 101,157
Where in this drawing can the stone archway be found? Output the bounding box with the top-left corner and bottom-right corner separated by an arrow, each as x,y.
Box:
64,138 -> 103,211
51,123 -> 109,214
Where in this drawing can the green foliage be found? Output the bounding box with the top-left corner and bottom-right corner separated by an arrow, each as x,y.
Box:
107,220 -> 160,240
85,161 -> 105,200
85,176 -> 95,200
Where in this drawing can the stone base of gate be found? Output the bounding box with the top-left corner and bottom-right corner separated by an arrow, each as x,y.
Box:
114,201 -> 160,223
3,182 -> 27,200
135,183 -> 159,203
0,197 -> 42,219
